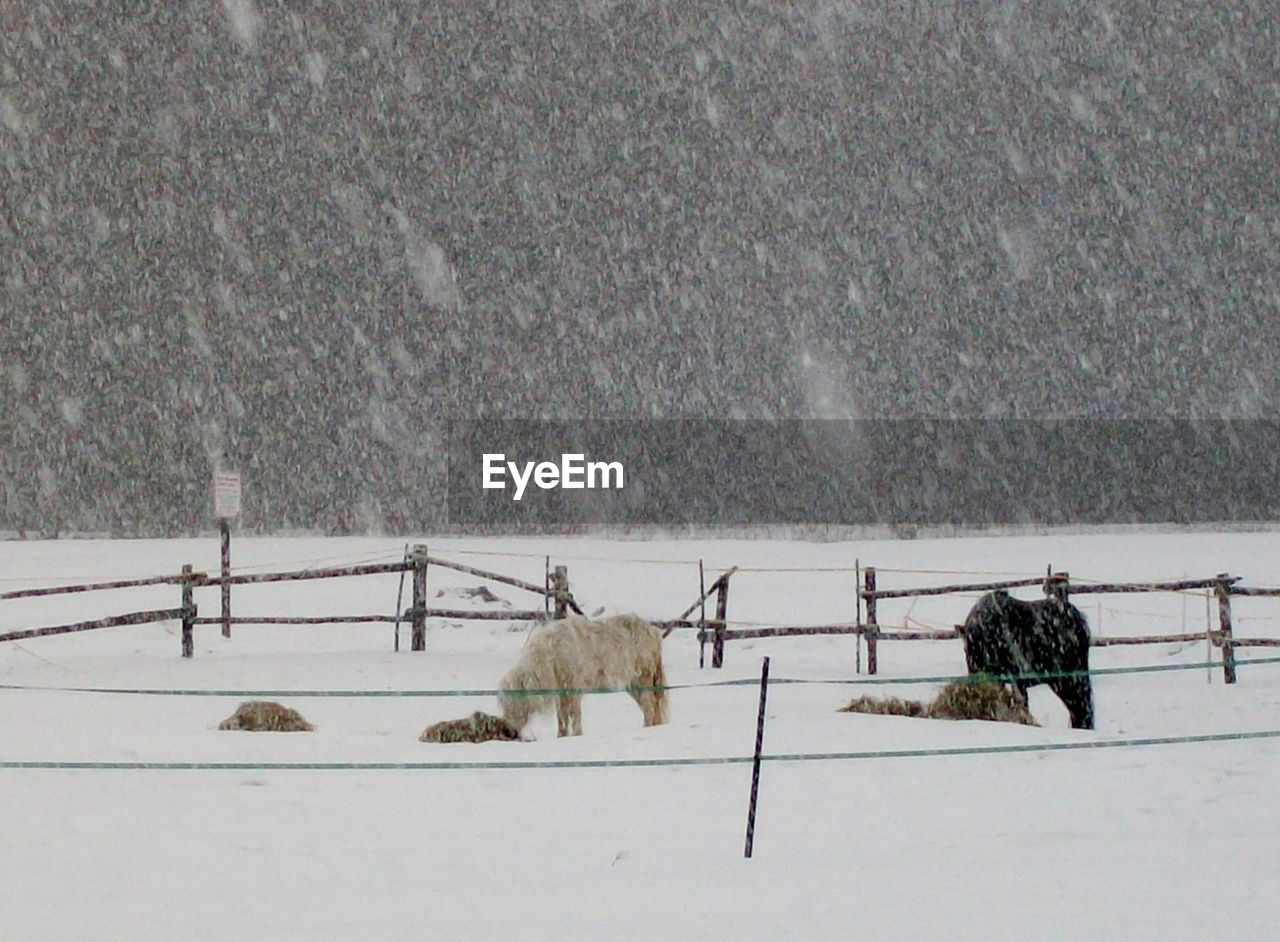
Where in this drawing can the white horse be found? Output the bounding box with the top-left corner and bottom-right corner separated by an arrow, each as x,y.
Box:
498,613 -> 669,737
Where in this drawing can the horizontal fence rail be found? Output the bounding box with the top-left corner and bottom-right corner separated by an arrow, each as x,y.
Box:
1228,585 -> 1280,597
4,553 -> 1279,676
400,608 -> 548,622
191,615 -> 402,626
0,551 -> 584,657
1068,577 -> 1239,595
860,576 -> 1046,601
0,573 -> 200,601
859,576 -> 1240,603
196,561 -> 409,587
0,608 -> 187,643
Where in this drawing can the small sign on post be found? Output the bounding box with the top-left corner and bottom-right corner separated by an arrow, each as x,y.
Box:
213,471 -> 241,640
213,471 -> 242,521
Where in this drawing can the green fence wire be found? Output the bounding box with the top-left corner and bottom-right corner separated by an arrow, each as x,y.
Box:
5,727 -> 1280,771
3,655 -> 1278,699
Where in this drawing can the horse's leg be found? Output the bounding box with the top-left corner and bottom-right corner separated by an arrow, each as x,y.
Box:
628,685 -> 659,726
555,695 -> 583,736
1053,676 -> 1095,730
556,696 -> 571,737
642,691 -> 661,726
643,691 -> 660,726
567,695 -> 583,736
627,686 -> 646,719
1013,680 -> 1031,709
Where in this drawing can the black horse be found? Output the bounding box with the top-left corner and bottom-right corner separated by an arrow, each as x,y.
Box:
956,590 -> 1094,729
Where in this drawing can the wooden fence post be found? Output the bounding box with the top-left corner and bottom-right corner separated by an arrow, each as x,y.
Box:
854,559 -> 862,674
411,544 -> 429,652
864,566 -> 878,675
712,571 -> 730,669
1216,573 -> 1236,684
1045,570 -> 1070,605
544,555 -> 551,618
698,559 -> 708,669
552,565 -> 569,619
181,563 -> 194,658
220,519 -> 232,639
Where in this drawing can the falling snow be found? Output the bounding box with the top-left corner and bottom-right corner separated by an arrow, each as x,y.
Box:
0,4 -> 1277,535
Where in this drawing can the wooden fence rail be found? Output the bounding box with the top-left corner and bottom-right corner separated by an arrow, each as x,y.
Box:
696,565 -> 1277,680
850,568 -> 1261,684
0,551 -> 579,658
1069,577 -> 1237,595
1228,586 -> 1280,598
399,608 -> 549,622
861,576 -> 1045,601
191,615 -> 402,626
0,573 -> 201,602
197,561 -> 409,587
7,552 -> 1280,676
0,608 -> 188,644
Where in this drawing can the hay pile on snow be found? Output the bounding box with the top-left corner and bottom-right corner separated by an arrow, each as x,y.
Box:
839,695 -> 925,718
926,679 -> 1036,724
218,701 -> 315,732
419,711 -> 521,743
840,680 -> 1036,726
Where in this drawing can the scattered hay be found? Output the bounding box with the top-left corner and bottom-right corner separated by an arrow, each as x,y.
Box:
419,711 -> 522,744
925,679 -> 1036,725
839,695 -> 925,717
839,680 -> 1037,726
219,701 -> 314,732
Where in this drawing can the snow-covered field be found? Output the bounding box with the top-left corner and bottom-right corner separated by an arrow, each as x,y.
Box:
3,531 -> 1280,941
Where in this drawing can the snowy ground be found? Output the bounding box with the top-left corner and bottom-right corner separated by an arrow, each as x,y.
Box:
3,531 -> 1280,941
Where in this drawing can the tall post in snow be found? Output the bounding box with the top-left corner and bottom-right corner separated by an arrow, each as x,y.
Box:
553,565 -> 569,620
411,544 -> 429,652
744,656 -> 771,859
181,563 -> 195,659
220,519 -> 232,639
1216,573 -> 1236,684
864,567 -> 878,675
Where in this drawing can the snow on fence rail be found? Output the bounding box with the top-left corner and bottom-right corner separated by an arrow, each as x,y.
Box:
666,566 -> 1280,684
4,547 -> 1280,684
855,567 -> 1280,685
0,547 -> 580,657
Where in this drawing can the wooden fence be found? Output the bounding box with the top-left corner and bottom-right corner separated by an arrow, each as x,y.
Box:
5,548 -> 1280,683
0,546 -> 580,658
674,565 -> 1280,685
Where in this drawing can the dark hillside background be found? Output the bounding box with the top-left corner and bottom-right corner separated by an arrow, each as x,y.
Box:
1,2 -> 1276,534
